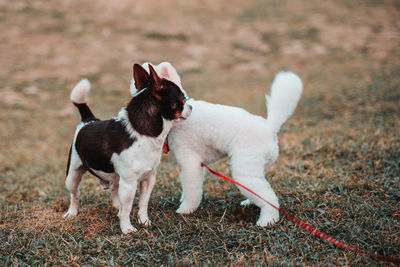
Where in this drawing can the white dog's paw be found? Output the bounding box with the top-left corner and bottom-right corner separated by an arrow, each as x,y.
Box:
121,223 -> 137,234
240,199 -> 252,206
176,202 -> 198,214
138,212 -> 151,226
256,210 -> 279,227
138,218 -> 152,226
63,209 -> 77,218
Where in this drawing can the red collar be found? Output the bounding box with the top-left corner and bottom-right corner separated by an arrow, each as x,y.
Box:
163,139 -> 170,154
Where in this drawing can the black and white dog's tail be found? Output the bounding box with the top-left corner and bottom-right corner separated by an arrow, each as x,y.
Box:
70,79 -> 96,122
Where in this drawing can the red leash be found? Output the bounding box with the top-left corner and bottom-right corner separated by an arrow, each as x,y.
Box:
201,163 -> 400,263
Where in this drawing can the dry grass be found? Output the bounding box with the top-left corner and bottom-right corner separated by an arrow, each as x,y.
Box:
0,0 -> 399,265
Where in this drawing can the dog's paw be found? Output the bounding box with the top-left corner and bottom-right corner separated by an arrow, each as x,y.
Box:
240,199 -> 252,206
63,210 -> 77,218
99,180 -> 111,189
112,200 -> 120,209
138,218 -> 152,226
121,223 -> 137,234
176,202 -> 198,214
256,211 -> 279,227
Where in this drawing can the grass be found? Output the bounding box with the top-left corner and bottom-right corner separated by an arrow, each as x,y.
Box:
0,0 -> 399,265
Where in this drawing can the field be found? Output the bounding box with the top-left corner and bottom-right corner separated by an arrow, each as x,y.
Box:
0,0 -> 399,265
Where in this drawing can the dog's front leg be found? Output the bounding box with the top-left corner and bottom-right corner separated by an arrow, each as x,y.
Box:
118,178 -> 138,234
137,171 -> 156,226
176,157 -> 204,214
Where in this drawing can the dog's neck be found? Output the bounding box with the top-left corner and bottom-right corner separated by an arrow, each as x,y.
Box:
118,88 -> 167,138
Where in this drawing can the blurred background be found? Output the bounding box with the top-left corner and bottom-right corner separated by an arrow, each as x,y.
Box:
1,0 -> 398,177
0,0 -> 399,265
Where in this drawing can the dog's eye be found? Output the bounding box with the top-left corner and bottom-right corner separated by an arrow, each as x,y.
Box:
172,102 -> 184,111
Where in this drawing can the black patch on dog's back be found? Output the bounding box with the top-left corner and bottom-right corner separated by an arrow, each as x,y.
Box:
75,119 -> 136,173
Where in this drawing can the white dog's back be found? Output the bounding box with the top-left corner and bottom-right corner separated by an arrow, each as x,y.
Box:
169,71 -> 303,163
168,99 -> 271,162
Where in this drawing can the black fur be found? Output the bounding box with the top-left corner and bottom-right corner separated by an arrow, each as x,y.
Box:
66,145 -> 72,176
74,103 -> 96,122
127,66 -> 186,137
75,119 -> 136,173
127,89 -> 164,137
157,79 -> 186,120
133,64 -> 150,91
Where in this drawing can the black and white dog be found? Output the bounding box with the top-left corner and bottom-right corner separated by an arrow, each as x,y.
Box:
64,64 -> 192,234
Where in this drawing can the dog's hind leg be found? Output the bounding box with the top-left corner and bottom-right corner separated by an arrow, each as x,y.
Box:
176,155 -> 204,214
111,178 -> 120,209
64,150 -> 86,218
137,171 -> 156,225
230,155 -> 279,227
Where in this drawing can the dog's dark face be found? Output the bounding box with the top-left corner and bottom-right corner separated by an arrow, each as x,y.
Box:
127,64 -> 191,137
133,64 -> 191,121
156,78 -> 189,121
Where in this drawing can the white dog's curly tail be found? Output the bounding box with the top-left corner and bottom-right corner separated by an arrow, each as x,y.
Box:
266,72 -> 303,133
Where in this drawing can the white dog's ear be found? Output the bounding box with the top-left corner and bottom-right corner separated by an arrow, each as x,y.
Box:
141,62 -> 153,73
157,62 -> 182,88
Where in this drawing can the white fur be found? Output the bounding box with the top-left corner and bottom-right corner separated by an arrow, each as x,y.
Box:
116,108 -> 140,139
64,122 -> 89,218
267,72 -> 303,133
132,63 -> 303,227
65,82 -> 94,218
64,77 -> 190,234
157,62 -> 183,89
70,78 -> 91,104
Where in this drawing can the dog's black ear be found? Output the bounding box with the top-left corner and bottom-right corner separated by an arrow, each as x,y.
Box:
148,64 -> 162,92
133,64 -> 150,90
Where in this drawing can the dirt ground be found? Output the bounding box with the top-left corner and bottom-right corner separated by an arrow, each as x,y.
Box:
0,0 -> 399,265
